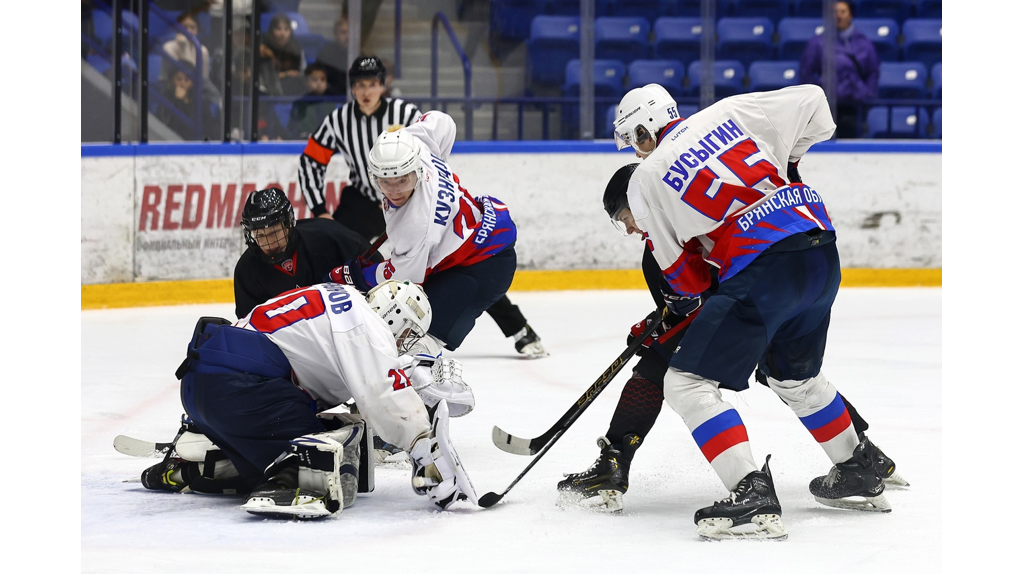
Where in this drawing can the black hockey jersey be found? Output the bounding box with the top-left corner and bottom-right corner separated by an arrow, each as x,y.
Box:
232,218 -> 379,319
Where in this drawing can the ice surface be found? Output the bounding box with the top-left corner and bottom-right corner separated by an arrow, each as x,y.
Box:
82,288 -> 941,573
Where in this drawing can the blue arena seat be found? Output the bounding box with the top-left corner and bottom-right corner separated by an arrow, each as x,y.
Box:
866,105 -> 929,138
527,15 -> 581,87
856,17 -> 900,61
731,0 -> 791,22
792,0 -> 829,18
716,17 -> 776,67
930,62 -> 941,99
652,17 -> 704,66
915,0 -> 942,19
594,16 -> 652,64
490,0 -> 546,42
261,12 -> 311,35
563,59 -> 626,138
854,0 -> 913,23
932,107 -> 941,138
627,59 -> 687,98
295,33 -> 326,66
777,17 -> 823,61
671,0 -> 704,16
747,60 -> 800,92
687,60 -> 746,98
878,61 -> 928,99
901,18 -> 942,69
607,0 -> 676,24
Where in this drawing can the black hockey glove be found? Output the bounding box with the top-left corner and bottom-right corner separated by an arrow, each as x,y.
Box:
787,160 -> 802,184
661,287 -> 704,317
325,258 -> 372,294
626,309 -> 670,352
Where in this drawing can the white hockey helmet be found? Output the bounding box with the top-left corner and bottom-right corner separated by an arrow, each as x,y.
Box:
366,280 -> 432,354
613,83 -> 679,157
368,128 -> 424,195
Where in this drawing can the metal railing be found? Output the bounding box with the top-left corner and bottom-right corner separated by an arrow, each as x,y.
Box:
431,12 -> 473,140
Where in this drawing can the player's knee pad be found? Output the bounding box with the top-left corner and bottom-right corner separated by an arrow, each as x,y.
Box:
663,368 -> 725,425
290,423 -> 364,512
317,412 -> 375,493
765,371 -> 834,416
407,400 -> 477,510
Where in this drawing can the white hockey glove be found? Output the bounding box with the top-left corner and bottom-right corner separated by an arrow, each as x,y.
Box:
407,400 -> 478,510
408,358 -> 475,417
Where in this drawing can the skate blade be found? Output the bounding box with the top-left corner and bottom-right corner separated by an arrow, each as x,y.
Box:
242,496 -> 333,520
696,515 -> 788,541
883,472 -> 910,490
555,490 -> 624,513
814,493 -> 892,513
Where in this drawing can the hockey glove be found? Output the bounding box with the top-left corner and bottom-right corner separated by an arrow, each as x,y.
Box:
326,258 -> 372,293
626,309 -> 671,352
661,289 -> 704,317
787,160 -> 802,184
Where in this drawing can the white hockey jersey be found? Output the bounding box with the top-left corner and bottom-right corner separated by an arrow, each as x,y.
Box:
628,84 -> 837,297
359,111 -> 517,287
235,283 -> 430,451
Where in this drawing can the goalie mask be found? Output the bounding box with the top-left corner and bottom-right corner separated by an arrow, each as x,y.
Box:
241,187 -> 296,265
367,280 -> 432,354
603,163 -> 639,235
613,84 -> 679,157
368,129 -> 424,207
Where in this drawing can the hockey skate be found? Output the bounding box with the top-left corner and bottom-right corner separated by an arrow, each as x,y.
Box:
862,433 -> 909,489
140,457 -> 193,492
556,434 -> 641,513
694,455 -> 788,541
373,434 -> 408,466
514,324 -> 549,359
241,456 -> 333,520
810,436 -> 892,512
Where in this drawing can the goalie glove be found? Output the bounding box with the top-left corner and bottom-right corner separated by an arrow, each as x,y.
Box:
407,357 -> 475,418
407,400 -> 478,510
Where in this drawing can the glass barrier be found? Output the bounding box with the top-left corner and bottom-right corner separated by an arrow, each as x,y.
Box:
80,0 -> 942,143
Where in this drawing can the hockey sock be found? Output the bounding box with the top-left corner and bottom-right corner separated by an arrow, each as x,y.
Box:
605,373 -> 663,450
766,372 -> 860,464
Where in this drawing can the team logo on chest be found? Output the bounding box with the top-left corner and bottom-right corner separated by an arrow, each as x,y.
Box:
274,253 -> 297,276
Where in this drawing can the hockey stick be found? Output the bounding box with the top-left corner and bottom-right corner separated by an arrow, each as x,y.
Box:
113,435 -> 174,458
479,308 -> 683,508
361,232 -> 389,261
492,307 -> 683,456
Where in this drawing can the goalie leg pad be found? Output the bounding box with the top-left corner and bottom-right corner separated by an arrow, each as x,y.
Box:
318,412 -> 375,493
294,425 -> 363,511
408,399 -> 478,510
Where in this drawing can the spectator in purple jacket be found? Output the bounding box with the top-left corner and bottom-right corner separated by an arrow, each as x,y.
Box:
798,1 -> 879,138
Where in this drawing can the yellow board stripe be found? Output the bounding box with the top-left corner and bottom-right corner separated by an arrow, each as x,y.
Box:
80,268 -> 941,310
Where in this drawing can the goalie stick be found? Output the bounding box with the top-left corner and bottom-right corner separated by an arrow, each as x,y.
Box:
113,435 -> 174,458
479,308 -> 691,508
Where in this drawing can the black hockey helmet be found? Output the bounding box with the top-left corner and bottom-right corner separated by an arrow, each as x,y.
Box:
241,187 -> 296,264
349,55 -> 386,87
603,163 -> 639,219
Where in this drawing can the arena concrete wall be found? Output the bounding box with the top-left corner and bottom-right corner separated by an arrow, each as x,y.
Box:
80,140 -> 941,308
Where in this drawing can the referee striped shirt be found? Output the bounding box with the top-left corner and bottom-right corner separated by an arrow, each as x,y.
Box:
298,97 -> 421,216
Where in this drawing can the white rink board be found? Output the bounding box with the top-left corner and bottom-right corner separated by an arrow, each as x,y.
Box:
81,146 -> 941,284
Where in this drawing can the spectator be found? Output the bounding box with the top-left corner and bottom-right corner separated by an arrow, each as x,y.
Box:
289,63 -> 339,140
314,15 -> 349,96
260,13 -> 306,96
798,0 -> 879,138
157,61 -> 220,141
160,11 -> 220,102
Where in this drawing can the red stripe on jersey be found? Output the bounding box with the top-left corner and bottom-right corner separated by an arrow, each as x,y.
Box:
808,409 -> 853,443
699,424 -> 749,463
303,138 -> 335,166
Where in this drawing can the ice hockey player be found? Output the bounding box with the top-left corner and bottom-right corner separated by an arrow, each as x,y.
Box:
139,280 -> 477,519
556,163 -> 908,516
232,186 -> 380,320
327,110 -> 522,368
599,83 -> 898,539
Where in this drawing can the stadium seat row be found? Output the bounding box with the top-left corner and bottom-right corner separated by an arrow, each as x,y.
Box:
494,0 -> 943,42
528,15 -> 941,86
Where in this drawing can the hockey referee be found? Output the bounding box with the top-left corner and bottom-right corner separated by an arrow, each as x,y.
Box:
298,56 -> 420,240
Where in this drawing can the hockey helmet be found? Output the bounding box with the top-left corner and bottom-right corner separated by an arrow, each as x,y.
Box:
241,187 -> 296,264
613,84 -> 679,157
603,163 -> 639,235
368,129 -> 424,197
366,280 -> 432,354
349,55 -> 386,87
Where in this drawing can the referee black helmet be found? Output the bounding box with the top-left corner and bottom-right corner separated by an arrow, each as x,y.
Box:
349,56 -> 386,87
